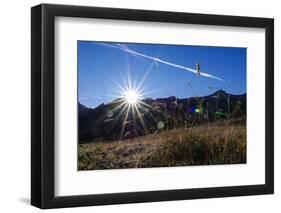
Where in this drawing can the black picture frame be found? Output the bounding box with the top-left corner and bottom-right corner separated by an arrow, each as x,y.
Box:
31,3 -> 274,209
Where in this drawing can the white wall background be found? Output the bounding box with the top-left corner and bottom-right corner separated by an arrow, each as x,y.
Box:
0,0 -> 279,212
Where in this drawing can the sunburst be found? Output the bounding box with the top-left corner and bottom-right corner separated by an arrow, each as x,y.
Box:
110,73 -> 154,140
123,89 -> 140,105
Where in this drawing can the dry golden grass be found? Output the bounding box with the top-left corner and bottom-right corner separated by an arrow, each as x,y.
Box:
78,124 -> 246,170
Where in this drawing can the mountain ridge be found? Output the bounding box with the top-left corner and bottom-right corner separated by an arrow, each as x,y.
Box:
79,90 -> 246,144
80,90 -> 245,110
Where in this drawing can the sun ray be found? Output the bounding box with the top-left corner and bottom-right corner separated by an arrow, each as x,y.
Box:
133,104 -> 148,134
136,60 -> 156,92
112,78 -> 128,95
119,104 -> 131,140
138,100 -> 153,109
111,101 -> 128,113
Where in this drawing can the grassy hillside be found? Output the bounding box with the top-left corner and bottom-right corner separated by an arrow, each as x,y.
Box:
79,123 -> 246,170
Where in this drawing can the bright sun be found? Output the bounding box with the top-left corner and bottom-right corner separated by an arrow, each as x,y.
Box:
124,89 -> 140,105
111,75 -> 151,140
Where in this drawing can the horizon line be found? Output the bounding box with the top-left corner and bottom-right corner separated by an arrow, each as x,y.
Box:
79,89 -> 247,109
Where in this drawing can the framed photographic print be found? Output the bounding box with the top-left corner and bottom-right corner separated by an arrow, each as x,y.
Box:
31,4 -> 274,209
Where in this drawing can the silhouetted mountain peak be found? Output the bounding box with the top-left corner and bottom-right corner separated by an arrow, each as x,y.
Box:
79,103 -> 88,110
214,89 -> 227,95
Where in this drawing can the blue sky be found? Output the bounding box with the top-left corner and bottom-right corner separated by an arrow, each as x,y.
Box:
78,41 -> 246,108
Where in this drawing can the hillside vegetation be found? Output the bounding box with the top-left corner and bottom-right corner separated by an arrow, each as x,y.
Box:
79,90 -> 246,144
79,122 -> 246,170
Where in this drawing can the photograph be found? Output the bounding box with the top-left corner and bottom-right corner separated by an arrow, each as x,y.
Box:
78,41 -> 247,170
24,0 -> 277,209
29,2 -> 274,209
